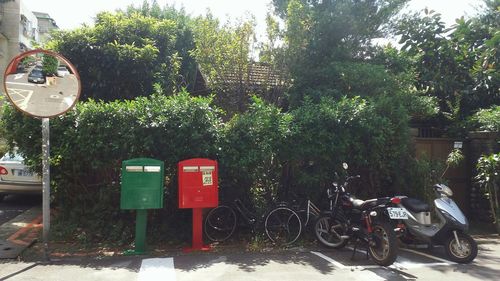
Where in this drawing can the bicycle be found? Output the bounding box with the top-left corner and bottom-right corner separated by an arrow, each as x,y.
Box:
294,198 -> 321,231
204,199 -> 302,246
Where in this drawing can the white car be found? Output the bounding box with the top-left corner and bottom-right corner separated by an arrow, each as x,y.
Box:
57,66 -> 70,77
0,152 -> 42,202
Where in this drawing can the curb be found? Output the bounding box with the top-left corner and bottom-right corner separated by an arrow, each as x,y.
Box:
7,214 -> 42,246
0,206 -> 42,241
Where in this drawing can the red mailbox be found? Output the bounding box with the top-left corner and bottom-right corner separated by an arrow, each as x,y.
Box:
178,158 -> 218,252
178,158 -> 218,209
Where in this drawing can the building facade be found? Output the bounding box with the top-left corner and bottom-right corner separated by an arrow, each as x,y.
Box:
0,0 -> 56,99
33,11 -> 58,43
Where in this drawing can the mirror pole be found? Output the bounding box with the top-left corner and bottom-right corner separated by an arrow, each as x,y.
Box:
42,117 -> 50,257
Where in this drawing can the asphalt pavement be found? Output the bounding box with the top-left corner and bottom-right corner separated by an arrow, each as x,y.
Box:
4,71 -> 78,116
0,195 -> 41,227
1,239 -> 500,281
1,204 -> 500,281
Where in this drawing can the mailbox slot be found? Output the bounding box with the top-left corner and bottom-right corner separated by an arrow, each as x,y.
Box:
183,166 -> 198,172
144,166 -> 161,172
126,166 -> 143,172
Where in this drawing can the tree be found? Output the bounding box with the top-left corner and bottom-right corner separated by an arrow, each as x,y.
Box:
122,1 -> 198,90
42,54 -> 58,76
190,13 -> 257,115
270,0 -> 409,107
396,1 -> 500,135
46,10 -> 188,101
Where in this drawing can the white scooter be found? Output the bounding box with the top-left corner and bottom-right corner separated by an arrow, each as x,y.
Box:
392,184 -> 478,263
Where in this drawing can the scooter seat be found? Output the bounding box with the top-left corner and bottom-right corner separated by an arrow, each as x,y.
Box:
401,197 -> 431,213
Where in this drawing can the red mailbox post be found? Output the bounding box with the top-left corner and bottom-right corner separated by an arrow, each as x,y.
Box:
178,158 -> 218,252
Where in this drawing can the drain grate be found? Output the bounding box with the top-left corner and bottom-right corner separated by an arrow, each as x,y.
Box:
0,240 -> 27,259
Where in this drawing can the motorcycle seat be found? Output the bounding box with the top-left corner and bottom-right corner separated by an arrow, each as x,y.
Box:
351,198 -> 366,208
401,197 -> 431,213
351,198 -> 381,210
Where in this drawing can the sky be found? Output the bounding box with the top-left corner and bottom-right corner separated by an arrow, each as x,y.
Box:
23,0 -> 486,39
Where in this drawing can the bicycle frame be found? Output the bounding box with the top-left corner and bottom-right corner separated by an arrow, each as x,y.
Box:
233,199 -> 258,228
303,200 -> 321,226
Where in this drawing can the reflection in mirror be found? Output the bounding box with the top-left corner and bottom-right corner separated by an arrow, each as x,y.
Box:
3,50 -> 80,118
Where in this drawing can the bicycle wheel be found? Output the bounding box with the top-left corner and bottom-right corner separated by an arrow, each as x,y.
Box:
264,206 -> 302,246
204,205 -> 237,242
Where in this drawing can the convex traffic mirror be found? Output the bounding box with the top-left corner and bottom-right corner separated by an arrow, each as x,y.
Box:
3,50 -> 81,118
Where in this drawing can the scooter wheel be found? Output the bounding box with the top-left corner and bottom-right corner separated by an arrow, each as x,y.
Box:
444,232 -> 478,264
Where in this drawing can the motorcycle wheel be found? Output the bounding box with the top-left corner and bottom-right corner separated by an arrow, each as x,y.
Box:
444,232 -> 478,264
368,221 -> 398,266
314,215 -> 348,249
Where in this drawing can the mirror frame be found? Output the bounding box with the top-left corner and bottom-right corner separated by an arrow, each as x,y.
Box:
3,49 -> 81,118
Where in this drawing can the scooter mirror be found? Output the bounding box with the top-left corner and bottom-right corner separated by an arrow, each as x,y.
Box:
343,163 -> 348,170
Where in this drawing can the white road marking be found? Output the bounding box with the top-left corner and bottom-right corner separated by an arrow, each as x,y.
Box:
393,256 -> 450,269
310,251 -> 385,281
19,91 -> 33,110
6,81 -> 35,87
138,257 -> 176,281
310,251 -> 347,269
63,96 -> 74,106
14,74 -> 24,80
400,248 -> 454,264
6,88 -> 33,110
347,246 -> 454,268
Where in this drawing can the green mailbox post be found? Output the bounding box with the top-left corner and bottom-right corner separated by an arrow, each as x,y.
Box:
120,158 -> 164,255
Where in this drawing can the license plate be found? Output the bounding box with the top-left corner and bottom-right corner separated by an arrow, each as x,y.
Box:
13,169 -> 34,177
387,207 -> 409,219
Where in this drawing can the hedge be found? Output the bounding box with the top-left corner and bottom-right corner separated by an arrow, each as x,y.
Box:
0,91 -> 419,243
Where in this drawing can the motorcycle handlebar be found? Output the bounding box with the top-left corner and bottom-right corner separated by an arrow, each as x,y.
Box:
329,175 -> 360,194
346,175 -> 361,181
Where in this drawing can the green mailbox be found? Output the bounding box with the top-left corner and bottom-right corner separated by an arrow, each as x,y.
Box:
120,158 -> 164,209
120,158 -> 164,255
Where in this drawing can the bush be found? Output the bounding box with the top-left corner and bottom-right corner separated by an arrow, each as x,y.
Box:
1,90 -> 420,244
286,94 -> 414,202
219,97 -> 293,211
476,153 -> 500,233
1,91 -> 221,243
221,94 -> 416,211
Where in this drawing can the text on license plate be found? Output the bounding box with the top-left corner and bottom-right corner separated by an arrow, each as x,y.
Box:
13,169 -> 34,177
387,207 -> 408,219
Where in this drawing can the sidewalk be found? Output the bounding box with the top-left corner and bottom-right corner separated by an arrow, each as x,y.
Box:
0,206 -> 42,259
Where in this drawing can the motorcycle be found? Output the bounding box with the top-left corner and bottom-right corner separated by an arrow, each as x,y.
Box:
314,164 -> 401,266
393,183 -> 478,263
